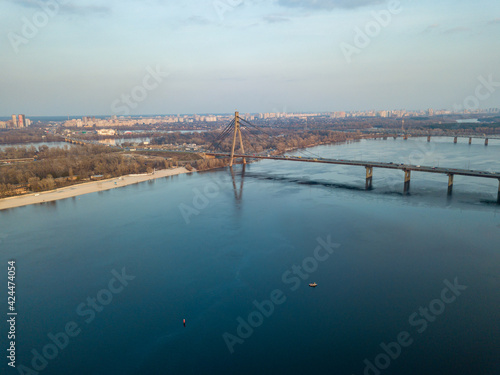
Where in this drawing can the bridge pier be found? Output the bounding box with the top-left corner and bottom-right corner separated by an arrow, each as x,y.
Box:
404,134 -> 408,140
403,170 -> 411,194
498,179 -> 500,204
497,179 -> 500,204
485,138 -> 489,146
454,137 -> 458,144
448,174 -> 454,196
469,137 -> 472,145
427,135 -> 431,142
365,167 -> 373,190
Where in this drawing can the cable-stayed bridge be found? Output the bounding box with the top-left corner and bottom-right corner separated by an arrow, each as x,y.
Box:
206,112 -> 500,203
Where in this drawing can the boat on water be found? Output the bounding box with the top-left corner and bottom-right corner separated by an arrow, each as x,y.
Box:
309,282 -> 317,288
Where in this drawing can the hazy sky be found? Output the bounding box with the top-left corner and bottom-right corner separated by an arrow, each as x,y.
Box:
1,0 -> 499,116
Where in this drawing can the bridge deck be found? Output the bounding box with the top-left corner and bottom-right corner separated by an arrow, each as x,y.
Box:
207,153 -> 500,179
60,135 -> 500,180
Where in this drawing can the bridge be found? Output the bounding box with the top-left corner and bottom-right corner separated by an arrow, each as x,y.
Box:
207,112 -> 500,203
56,113 -> 500,203
371,131 -> 500,145
425,135 -> 500,145
207,152 -> 500,201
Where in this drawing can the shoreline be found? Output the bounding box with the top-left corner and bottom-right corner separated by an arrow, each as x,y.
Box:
0,167 -> 191,211
0,137 -> 377,211
0,138 -> 362,211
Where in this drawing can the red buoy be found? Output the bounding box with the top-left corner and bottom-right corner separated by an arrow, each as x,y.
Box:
183,319 -> 186,327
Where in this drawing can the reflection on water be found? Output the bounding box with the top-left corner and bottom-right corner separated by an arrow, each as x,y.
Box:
273,137 -> 500,206
230,164 -> 246,201
40,200 -> 58,209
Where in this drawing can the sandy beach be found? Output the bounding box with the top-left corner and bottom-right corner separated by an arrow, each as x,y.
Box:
0,167 -> 191,211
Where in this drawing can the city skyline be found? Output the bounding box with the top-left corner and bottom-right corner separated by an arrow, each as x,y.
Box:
1,0 -> 500,116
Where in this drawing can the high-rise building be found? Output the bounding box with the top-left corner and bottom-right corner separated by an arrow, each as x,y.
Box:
11,115 -> 17,127
18,114 -> 26,128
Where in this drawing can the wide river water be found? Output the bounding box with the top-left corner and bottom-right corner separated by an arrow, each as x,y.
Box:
1,137 -> 499,375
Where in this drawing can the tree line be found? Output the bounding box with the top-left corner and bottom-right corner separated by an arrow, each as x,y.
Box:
0,145 -> 173,197
0,129 -> 60,144
150,129 -> 360,153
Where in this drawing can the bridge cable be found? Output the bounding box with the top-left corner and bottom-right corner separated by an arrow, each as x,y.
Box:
241,117 -> 323,159
208,119 -> 235,150
238,118 -> 273,138
240,117 -> 325,159
212,119 -> 235,143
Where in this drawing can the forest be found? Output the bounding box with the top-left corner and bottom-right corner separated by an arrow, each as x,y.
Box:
0,145 -> 173,197
0,128 -> 382,198
0,129 -> 60,144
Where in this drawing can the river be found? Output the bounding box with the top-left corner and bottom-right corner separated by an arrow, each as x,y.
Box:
0,137 -> 498,375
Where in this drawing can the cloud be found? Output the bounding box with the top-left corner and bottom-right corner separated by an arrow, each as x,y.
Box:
263,15 -> 291,23
8,0 -> 111,16
422,23 -> 440,33
276,0 -> 384,10
442,27 -> 471,34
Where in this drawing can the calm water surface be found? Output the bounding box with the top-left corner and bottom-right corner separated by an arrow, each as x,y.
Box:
0,138 -> 499,375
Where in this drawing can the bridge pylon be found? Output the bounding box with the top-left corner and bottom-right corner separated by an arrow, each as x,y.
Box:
230,111 -> 246,167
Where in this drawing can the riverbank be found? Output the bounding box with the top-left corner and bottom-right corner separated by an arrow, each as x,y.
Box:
0,167 -> 191,211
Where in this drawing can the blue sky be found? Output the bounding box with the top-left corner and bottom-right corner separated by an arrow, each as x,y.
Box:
1,0 -> 499,116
